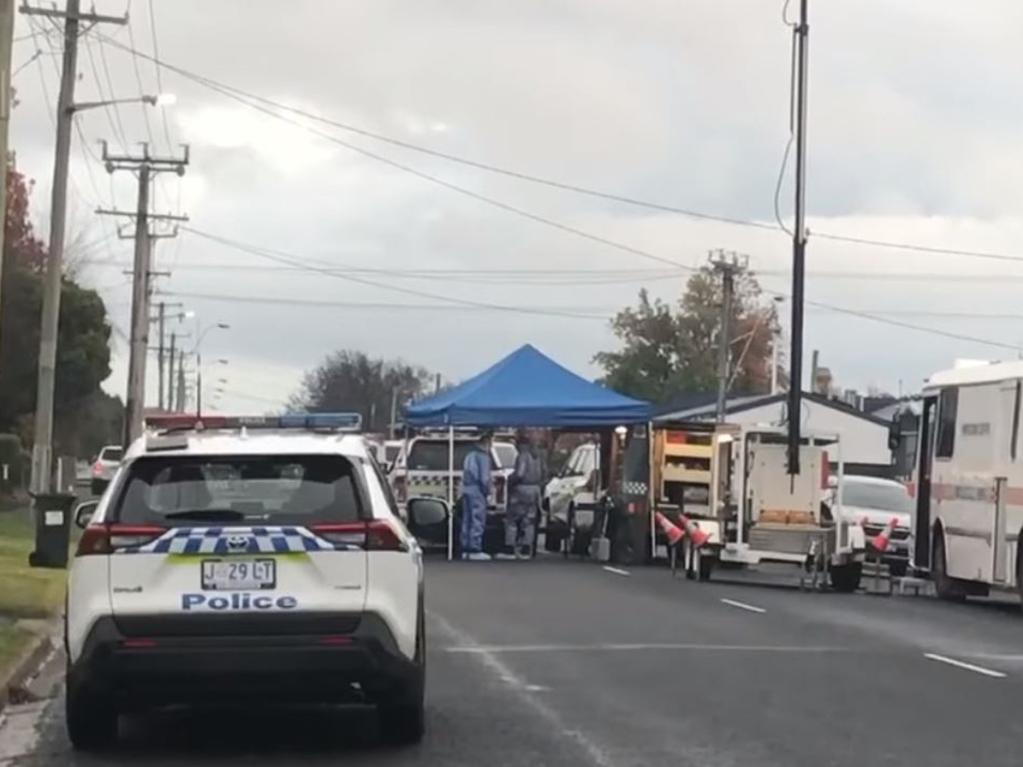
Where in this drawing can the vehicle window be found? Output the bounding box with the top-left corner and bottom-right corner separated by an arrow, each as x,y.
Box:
112,454 -> 362,525
842,482 -> 912,513
565,448 -> 584,476
578,448 -> 595,476
408,441 -> 476,471
100,447 -> 123,462
385,445 -> 402,464
935,387 -> 958,459
493,443 -> 518,469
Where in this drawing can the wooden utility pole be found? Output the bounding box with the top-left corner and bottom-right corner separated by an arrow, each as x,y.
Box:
0,0 -> 15,344
99,142 -> 188,445
709,249 -> 748,423
23,1 -> 125,493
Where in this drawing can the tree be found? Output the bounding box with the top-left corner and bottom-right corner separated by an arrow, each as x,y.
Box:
289,350 -> 434,433
0,161 -> 119,457
595,266 -> 777,404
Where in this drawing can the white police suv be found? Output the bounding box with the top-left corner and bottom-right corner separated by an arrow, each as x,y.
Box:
65,413 -> 425,750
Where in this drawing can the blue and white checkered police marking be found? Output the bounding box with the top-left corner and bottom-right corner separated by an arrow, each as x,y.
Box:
119,526 -> 350,555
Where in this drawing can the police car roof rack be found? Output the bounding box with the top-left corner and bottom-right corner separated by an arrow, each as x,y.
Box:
144,412 -> 363,435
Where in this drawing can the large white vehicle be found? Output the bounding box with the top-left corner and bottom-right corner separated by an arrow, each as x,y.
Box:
65,413 -> 426,751
692,424 -> 866,589
912,361 -> 1023,603
615,421 -> 865,589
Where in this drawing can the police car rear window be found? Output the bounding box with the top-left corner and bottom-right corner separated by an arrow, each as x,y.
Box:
111,454 -> 364,525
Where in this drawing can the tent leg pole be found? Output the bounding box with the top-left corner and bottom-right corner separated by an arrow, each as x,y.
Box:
448,426 -> 454,561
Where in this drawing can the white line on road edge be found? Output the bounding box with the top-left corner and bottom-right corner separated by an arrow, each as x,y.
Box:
602,566 -> 630,577
923,653 -> 1006,678
446,642 -> 846,654
429,612 -> 617,767
720,598 -> 766,614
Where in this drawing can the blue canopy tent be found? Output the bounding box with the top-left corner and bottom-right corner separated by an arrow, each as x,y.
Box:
403,345 -> 650,558
405,344 -> 650,427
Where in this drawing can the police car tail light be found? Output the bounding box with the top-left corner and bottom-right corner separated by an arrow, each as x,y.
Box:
75,524 -> 166,556
364,519 -> 406,551
310,520 -> 406,551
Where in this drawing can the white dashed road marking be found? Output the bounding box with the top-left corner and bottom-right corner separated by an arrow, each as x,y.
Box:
445,642 -> 845,654
602,566 -> 630,577
720,598 -> 766,614
923,653 -> 1006,678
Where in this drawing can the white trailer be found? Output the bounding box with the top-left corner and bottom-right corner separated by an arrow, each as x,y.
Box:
672,424 -> 866,590
912,361 -> 1023,603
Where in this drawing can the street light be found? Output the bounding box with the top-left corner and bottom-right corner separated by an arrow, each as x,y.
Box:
191,318 -> 230,416
70,93 -> 173,114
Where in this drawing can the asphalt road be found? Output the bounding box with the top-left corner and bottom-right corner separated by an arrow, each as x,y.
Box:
3,557 -> 1023,766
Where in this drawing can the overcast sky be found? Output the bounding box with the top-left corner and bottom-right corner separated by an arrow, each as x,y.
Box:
10,0 -> 1023,413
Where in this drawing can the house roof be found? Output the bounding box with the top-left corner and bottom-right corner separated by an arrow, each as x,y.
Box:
653,391 -> 893,428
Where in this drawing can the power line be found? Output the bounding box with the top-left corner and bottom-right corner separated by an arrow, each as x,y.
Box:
145,0 -> 174,150
181,225 -> 1021,352
97,34 -> 1023,266
84,36 -> 128,149
157,289 -> 615,317
805,301 -> 1020,351
181,227 -> 614,321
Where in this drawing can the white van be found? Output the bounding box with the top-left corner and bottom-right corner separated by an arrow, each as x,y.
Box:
913,360 -> 1023,603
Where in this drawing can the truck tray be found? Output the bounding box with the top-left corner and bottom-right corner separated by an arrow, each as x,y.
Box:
749,523 -> 833,556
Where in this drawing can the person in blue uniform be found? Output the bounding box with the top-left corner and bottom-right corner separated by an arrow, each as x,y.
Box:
460,432 -> 493,560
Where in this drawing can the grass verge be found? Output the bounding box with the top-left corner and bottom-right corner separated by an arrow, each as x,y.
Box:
0,506 -> 66,619
0,620 -> 33,680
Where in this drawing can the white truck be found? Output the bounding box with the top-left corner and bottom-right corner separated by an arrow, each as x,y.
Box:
616,421 -> 866,590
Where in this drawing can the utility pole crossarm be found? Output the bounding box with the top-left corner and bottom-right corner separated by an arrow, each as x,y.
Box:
19,3 -> 127,24
97,208 -> 189,222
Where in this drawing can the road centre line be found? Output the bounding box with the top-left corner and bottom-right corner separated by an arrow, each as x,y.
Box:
720,598 -> 767,614
445,642 -> 846,654
923,653 -> 1006,678
602,566 -> 630,577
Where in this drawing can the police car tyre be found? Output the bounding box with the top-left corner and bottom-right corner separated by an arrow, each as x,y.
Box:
65,685 -> 117,751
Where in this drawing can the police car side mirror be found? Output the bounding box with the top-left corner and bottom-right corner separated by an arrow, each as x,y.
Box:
409,497 -> 448,527
74,500 -> 100,529
407,497 -> 449,546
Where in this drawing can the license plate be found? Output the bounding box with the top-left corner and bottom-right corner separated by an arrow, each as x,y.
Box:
201,559 -> 276,591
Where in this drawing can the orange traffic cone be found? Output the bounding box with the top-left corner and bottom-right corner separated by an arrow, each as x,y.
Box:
869,516 -> 899,553
679,514 -> 710,549
655,511 -> 685,547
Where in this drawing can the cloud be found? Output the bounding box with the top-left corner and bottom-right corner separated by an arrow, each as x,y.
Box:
8,0 -> 1023,414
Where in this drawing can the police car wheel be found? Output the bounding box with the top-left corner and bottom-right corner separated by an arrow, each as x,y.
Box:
65,686 -> 117,751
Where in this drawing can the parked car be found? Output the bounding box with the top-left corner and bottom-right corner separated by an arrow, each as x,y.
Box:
391,434 -> 516,553
90,445 -> 122,496
830,475 -> 912,576
65,414 -> 425,750
543,442 -> 599,553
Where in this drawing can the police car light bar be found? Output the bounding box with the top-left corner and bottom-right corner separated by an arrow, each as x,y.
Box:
144,412 -> 363,433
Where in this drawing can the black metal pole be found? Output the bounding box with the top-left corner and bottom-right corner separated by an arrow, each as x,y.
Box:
787,0 -> 809,476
